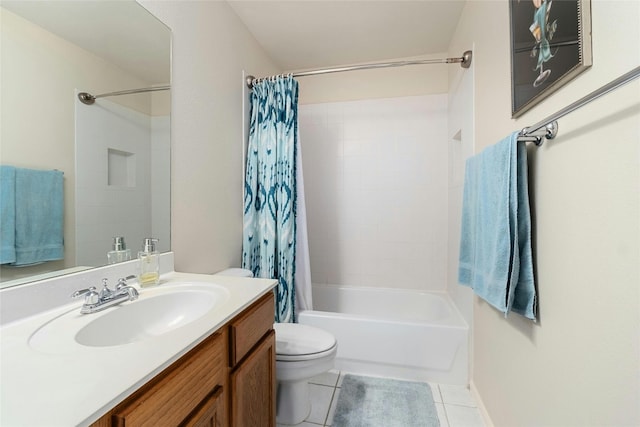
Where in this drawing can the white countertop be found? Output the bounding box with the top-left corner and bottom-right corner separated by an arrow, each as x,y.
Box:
0,271 -> 277,427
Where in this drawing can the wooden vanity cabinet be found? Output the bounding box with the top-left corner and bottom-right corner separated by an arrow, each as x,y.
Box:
90,291 -> 275,427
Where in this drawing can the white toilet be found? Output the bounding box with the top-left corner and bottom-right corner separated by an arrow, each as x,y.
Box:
273,322 -> 337,425
215,268 -> 337,426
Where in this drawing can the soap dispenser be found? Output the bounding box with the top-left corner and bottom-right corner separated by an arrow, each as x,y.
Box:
107,236 -> 131,264
138,238 -> 160,287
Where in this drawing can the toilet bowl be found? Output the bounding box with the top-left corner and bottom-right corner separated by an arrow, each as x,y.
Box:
273,322 -> 337,425
214,268 -> 337,426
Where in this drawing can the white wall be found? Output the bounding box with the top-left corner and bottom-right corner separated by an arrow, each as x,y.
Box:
297,53 -> 448,104
449,1 -> 640,425
299,95 -> 449,291
139,1 -> 280,274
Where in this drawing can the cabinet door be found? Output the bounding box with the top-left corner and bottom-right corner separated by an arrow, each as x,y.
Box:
230,330 -> 276,427
181,387 -> 225,427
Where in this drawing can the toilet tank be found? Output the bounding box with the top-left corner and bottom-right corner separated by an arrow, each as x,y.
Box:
214,268 -> 254,278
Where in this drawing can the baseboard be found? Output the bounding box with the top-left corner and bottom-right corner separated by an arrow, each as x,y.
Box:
469,380 -> 494,427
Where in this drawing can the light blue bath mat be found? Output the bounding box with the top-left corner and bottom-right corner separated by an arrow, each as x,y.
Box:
332,374 -> 440,427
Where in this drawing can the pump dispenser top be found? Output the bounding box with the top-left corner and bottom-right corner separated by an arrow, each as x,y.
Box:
142,238 -> 158,253
107,236 -> 131,264
114,236 -> 126,250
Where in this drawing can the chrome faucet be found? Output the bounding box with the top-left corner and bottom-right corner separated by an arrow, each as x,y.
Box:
72,276 -> 138,314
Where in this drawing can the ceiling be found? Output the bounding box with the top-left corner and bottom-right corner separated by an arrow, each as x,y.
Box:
1,1 -> 171,84
2,0 -> 465,82
227,0 -> 467,71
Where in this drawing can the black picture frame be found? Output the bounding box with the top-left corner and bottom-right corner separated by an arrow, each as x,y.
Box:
510,0 -> 592,118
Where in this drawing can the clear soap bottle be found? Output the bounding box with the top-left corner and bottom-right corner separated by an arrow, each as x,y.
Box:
138,238 -> 160,287
107,236 -> 131,264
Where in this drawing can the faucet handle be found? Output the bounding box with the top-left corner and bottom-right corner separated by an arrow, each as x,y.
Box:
71,287 -> 99,305
116,275 -> 136,290
71,286 -> 95,298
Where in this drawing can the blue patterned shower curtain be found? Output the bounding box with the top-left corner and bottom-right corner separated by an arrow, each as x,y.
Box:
242,75 -> 298,323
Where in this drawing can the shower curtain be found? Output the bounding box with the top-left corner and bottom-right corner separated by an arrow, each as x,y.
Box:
295,136 -> 313,314
243,75 -> 311,323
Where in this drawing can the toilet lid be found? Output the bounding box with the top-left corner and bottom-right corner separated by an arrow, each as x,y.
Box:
273,323 -> 336,357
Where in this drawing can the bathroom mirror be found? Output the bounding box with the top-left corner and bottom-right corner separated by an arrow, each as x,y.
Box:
0,1 -> 171,289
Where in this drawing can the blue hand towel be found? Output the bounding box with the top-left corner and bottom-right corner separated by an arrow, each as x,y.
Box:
0,165 -> 17,264
13,167 -> 64,266
458,132 -> 536,320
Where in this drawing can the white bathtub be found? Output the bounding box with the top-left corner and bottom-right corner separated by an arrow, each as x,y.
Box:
298,285 -> 469,385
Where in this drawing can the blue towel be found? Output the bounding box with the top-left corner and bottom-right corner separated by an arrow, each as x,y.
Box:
0,165 -> 17,264
12,167 -> 64,266
458,132 -> 536,320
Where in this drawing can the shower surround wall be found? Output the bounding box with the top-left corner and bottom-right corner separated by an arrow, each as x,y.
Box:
299,95 -> 448,291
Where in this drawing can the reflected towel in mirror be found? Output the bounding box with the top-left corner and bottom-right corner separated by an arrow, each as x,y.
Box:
10,167 -> 64,266
0,165 -> 17,264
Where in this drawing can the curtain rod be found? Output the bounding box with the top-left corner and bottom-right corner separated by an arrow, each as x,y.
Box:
519,65 -> 640,146
78,85 -> 170,105
246,50 -> 472,89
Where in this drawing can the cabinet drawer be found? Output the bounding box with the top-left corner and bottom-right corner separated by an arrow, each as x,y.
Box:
181,386 -> 225,427
112,331 -> 226,427
230,292 -> 274,367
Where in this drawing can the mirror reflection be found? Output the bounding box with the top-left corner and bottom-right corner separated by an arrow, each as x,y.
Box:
0,1 -> 171,289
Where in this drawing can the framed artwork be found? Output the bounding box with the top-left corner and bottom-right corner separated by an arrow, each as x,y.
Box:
509,0 -> 592,118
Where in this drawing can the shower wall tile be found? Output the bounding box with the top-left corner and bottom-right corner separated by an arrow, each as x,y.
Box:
75,98 -> 169,267
300,95 -> 448,292
151,115 -> 171,253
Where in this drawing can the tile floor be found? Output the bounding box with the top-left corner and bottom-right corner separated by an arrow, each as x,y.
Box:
277,370 -> 485,427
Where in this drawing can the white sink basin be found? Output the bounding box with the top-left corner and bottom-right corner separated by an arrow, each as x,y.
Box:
76,290 -> 220,347
29,284 -> 230,353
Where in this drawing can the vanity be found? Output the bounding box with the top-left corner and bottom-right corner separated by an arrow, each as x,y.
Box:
0,266 -> 278,427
